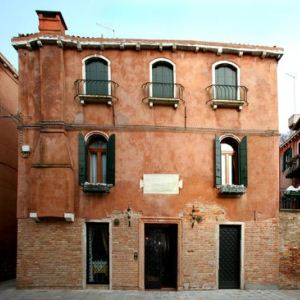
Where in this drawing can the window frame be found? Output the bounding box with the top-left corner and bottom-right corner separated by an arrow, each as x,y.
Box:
212,61 -> 240,100
82,55 -> 111,96
78,131 -> 115,192
215,134 -> 247,194
283,147 -> 293,171
87,138 -> 107,184
149,58 -> 176,98
221,143 -> 235,185
220,135 -> 240,186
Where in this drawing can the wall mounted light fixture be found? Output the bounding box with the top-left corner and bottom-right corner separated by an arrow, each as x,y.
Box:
21,145 -> 31,158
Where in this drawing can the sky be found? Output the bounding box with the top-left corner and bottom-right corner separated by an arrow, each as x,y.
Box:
1,0 -> 300,133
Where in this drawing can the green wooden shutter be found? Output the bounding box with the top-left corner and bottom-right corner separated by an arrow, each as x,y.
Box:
152,62 -> 174,98
78,133 -> 87,184
215,136 -> 222,186
86,59 -> 108,95
107,134 -> 115,185
215,64 -> 237,100
239,136 -> 248,187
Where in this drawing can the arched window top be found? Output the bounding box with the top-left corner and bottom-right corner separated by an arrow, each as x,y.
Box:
212,60 -> 239,71
88,135 -> 107,150
85,131 -> 109,143
150,58 -> 175,69
220,134 -> 240,144
82,55 -> 110,66
152,60 -> 173,69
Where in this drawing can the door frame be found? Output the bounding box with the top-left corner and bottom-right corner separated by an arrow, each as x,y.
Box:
216,222 -> 244,289
139,217 -> 182,290
84,219 -> 112,289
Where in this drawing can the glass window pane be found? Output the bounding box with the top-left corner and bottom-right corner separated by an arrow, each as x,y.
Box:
90,153 -> 97,183
102,153 -> 107,183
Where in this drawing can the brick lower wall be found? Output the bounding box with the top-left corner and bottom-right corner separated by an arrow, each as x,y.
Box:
16,213 -> 280,290
244,218 -> 279,288
182,220 -> 217,290
17,218 -> 84,288
111,212 -> 140,289
279,212 -> 300,289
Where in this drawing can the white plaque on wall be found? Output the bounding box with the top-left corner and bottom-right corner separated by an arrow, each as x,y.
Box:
140,174 -> 183,194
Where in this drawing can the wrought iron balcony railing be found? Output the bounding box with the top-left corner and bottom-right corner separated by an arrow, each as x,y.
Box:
285,154 -> 300,178
206,84 -> 248,110
142,82 -> 184,108
280,190 -> 300,210
74,79 -> 119,105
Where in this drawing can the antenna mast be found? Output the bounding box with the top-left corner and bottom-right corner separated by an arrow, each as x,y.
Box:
96,22 -> 115,38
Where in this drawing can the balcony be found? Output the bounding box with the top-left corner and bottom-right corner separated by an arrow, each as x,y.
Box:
280,190 -> 300,211
74,79 -> 119,105
288,114 -> 300,130
142,82 -> 184,108
285,155 -> 300,178
206,84 -> 248,110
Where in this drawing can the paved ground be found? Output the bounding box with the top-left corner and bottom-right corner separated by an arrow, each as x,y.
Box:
1,281 -> 300,300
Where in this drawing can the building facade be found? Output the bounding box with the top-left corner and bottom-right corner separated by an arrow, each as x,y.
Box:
0,52 -> 18,281
279,115 -> 300,288
13,11 -> 283,289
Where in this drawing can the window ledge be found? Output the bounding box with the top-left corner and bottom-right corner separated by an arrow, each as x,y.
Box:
148,97 -> 180,108
218,184 -> 246,196
79,94 -> 112,105
212,99 -> 245,110
280,209 -> 300,213
83,182 -> 112,193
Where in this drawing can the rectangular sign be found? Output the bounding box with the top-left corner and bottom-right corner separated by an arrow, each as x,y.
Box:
140,174 -> 182,194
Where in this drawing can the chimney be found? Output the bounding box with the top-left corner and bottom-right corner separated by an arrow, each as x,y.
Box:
36,10 -> 67,34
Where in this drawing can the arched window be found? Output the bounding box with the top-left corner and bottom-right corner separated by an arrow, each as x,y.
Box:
87,135 -> 107,183
215,135 -> 247,188
85,57 -> 109,95
221,138 -> 239,185
214,62 -> 238,100
152,60 -> 174,98
78,132 -> 116,192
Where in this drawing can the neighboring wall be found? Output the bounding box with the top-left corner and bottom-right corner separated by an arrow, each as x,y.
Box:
0,53 -> 18,280
279,212 -> 300,288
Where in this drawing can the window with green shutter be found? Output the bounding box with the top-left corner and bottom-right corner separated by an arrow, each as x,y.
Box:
78,133 -> 115,193
215,63 -> 238,100
85,58 -> 109,95
215,135 -> 247,195
152,61 -> 174,98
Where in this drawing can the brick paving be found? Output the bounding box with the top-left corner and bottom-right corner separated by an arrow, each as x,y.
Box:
1,281 -> 300,300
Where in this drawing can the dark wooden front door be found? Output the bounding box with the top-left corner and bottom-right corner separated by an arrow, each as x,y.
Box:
219,225 -> 241,289
145,224 -> 177,289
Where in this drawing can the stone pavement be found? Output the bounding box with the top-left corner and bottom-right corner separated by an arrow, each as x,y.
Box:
1,281 -> 300,300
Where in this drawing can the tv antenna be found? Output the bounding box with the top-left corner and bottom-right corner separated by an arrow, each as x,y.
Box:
96,22 -> 115,38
